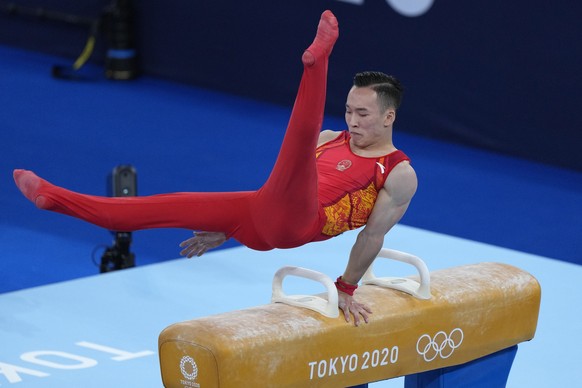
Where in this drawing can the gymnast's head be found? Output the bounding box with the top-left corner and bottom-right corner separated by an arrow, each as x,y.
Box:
352,71 -> 403,113
345,72 -> 403,137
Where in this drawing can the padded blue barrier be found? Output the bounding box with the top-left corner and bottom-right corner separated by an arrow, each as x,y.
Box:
348,345 -> 517,387
404,345 -> 518,388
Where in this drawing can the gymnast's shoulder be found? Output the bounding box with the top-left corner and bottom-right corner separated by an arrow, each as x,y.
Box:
317,129 -> 343,146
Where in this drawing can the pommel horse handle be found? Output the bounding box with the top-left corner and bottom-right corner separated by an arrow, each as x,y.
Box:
361,248 -> 432,300
271,266 -> 339,318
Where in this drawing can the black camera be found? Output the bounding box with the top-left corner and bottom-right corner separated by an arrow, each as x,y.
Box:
109,164 -> 138,197
100,165 -> 137,273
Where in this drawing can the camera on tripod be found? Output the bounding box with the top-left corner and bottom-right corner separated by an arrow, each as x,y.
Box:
100,231 -> 135,273
102,0 -> 138,80
100,165 -> 137,273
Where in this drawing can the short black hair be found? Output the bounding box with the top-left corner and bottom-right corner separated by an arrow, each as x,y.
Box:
353,71 -> 403,111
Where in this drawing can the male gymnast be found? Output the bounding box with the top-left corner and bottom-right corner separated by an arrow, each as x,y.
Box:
14,10 -> 417,326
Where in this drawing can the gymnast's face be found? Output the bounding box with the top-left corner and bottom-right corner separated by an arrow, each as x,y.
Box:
345,86 -> 395,150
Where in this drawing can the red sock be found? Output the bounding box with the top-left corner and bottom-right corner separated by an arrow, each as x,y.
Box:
302,10 -> 339,66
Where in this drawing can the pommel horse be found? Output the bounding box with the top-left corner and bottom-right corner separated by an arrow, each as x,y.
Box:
158,249 -> 541,387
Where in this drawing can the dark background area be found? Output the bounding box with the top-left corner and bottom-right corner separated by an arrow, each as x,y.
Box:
1,0 -> 581,171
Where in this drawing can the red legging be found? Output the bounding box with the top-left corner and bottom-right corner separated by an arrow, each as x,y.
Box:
15,12 -> 338,251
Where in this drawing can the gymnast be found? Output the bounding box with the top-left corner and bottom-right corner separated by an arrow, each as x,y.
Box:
13,10 -> 417,326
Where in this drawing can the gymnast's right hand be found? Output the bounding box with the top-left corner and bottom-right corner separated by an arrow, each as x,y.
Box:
338,292 -> 373,327
179,231 -> 227,258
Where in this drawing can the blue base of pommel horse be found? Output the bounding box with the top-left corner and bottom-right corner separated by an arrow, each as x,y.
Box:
350,344 -> 518,388
158,249 -> 541,388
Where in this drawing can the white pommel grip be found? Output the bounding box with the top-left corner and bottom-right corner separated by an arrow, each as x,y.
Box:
362,248 -> 432,299
271,266 -> 339,318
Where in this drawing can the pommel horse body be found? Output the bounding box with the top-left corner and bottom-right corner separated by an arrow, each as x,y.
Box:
158,250 -> 541,387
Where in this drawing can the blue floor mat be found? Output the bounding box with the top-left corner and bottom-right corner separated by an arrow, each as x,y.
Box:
1,44 -> 580,293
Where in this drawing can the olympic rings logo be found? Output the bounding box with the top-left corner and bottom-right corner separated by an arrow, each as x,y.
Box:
180,355 -> 198,381
416,328 -> 464,362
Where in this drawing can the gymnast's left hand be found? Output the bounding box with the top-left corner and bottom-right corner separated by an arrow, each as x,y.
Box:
179,231 -> 227,258
338,292 -> 373,327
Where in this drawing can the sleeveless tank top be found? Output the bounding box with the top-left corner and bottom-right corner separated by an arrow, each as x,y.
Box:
316,131 -> 410,236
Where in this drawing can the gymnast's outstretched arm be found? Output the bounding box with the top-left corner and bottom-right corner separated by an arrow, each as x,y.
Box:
339,161 -> 418,326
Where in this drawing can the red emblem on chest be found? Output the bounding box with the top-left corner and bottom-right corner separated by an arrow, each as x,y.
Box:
336,159 -> 352,171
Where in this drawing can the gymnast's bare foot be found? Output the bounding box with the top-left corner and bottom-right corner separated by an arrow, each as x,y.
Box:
13,169 -> 53,209
302,10 -> 339,67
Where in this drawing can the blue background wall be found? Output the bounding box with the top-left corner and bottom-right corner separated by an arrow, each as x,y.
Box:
1,0 -> 581,171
